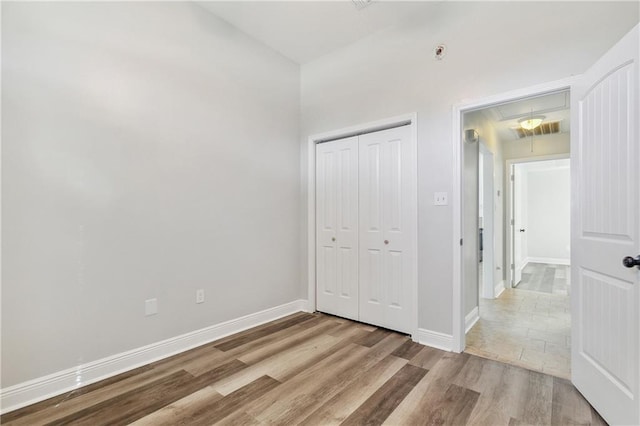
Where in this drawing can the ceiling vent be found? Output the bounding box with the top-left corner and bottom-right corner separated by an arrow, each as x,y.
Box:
351,0 -> 374,10
513,121 -> 561,139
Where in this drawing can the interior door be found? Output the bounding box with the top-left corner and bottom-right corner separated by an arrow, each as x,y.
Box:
480,145 -> 494,298
571,24 -> 639,425
315,137 -> 359,320
512,164 -> 527,286
358,126 -> 413,334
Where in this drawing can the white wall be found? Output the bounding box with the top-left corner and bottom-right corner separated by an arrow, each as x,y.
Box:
503,132 -> 571,161
2,2 -> 301,388
525,163 -> 571,262
301,2 -> 639,335
462,110 -> 505,316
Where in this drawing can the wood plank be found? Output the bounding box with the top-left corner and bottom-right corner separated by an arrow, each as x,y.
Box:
390,339 -> 423,360
452,355 -> 518,425
47,360 -> 246,425
214,313 -> 317,351
253,333 -> 409,424
247,343 -> 371,422
341,364 -> 427,425
0,364 -> 153,424
420,383 -> 480,425
384,352 -> 471,425
45,370 -> 198,426
408,344 -> 447,370
5,356 -> 214,426
128,386 -> 224,426
355,327 -> 393,347
237,319 -> 339,365
551,377 -> 606,426
212,332 -> 340,395
299,355 -> 407,425
132,375 -> 279,425
517,370 -> 554,425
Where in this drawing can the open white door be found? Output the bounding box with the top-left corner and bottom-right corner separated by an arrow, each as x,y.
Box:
512,164 -> 527,286
480,144 -> 494,298
571,24 -> 639,425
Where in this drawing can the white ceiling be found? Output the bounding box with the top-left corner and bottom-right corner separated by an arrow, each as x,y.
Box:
196,1 -> 442,64
477,91 -> 571,142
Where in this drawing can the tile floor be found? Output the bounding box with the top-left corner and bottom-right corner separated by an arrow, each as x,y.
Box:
466,263 -> 571,379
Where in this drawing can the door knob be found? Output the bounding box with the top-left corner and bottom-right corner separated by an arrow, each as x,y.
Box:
384,240 -> 389,245
331,237 -> 336,242
622,255 -> 640,269
519,229 -> 526,233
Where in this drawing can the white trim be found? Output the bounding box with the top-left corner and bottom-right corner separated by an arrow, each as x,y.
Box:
416,328 -> 453,352
307,113 -> 419,340
495,280 -> 505,298
526,256 -> 570,266
465,307 -> 480,334
0,299 -> 308,414
452,76 -> 577,354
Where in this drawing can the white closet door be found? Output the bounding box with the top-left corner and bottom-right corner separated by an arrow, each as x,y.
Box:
358,126 -> 413,333
315,137 -> 359,320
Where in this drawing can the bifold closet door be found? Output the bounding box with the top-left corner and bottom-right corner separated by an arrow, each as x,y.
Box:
358,126 -> 413,334
315,137 -> 359,320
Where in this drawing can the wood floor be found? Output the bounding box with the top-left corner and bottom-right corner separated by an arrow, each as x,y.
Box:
2,312 -> 606,425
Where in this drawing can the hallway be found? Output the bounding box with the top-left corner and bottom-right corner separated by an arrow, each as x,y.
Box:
466,264 -> 571,379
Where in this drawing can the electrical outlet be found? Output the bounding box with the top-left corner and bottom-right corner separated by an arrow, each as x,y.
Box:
196,289 -> 205,304
145,298 -> 158,316
434,192 -> 448,206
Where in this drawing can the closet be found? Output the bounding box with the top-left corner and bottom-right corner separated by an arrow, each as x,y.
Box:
315,125 -> 415,334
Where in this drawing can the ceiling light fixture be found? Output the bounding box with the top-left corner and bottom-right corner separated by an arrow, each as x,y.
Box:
518,115 -> 545,130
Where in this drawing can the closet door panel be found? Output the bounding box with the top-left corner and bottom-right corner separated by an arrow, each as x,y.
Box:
359,126 -> 412,333
316,137 -> 359,320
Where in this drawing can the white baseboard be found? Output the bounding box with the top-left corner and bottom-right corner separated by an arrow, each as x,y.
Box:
495,280 -> 505,298
1,299 -> 308,414
416,328 -> 453,352
464,307 -> 479,334
526,257 -> 570,266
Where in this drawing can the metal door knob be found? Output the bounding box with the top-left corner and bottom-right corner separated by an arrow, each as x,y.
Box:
622,255 -> 640,269
331,237 -> 336,242
384,240 -> 389,245
519,229 -> 526,233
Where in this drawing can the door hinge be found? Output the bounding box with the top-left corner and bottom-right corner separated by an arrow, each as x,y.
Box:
510,219 -> 514,225
511,264 -> 515,270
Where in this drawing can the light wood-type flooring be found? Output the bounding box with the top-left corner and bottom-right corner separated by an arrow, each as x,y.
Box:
2,312 -> 603,425
466,263 -> 571,379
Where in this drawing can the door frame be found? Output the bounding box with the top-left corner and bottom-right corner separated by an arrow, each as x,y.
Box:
505,155 -> 570,289
452,78 -> 576,353
306,112 -> 419,339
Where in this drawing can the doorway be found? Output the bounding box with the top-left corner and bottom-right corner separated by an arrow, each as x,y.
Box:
459,89 -> 572,378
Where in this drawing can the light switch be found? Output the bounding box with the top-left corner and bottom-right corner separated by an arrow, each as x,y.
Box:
434,192 -> 448,206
